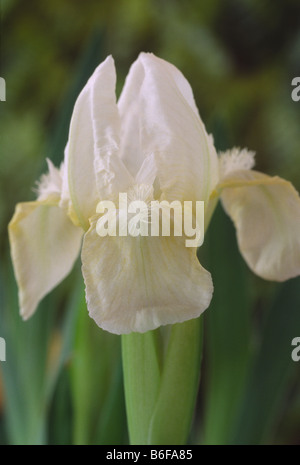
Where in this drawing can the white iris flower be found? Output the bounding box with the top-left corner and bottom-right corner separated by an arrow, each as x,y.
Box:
9,53 -> 300,334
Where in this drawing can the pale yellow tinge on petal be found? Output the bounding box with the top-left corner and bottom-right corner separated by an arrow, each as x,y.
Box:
82,217 -> 213,335
36,157 -> 81,228
8,201 -> 83,319
218,170 -> 300,281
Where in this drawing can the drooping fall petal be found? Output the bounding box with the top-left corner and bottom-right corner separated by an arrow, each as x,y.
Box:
9,201 -> 83,319
218,170 -> 300,281
81,217 -> 213,334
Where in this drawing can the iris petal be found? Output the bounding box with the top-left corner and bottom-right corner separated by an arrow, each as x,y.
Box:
67,56 -> 126,229
218,170 -> 300,281
82,217 -> 213,334
9,201 -> 82,319
118,53 -> 219,204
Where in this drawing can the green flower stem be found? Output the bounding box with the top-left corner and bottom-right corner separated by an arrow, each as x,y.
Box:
122,317 -> 203,445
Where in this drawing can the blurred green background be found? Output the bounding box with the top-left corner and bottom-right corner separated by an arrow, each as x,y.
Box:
0,0 -> 300,445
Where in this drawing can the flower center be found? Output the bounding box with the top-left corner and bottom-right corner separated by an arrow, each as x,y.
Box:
126,184 -> 154,205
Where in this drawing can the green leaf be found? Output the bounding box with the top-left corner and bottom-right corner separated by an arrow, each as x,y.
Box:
0,254 -> 55,444
231,276 -> 300,444
201,204 -> 252,445
148,319 -> 203,445
69,286 -> 123,445
94,359 -> 127,445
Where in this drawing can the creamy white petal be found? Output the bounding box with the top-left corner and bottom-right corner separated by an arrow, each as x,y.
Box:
118,53 -> 219,204
218,170 -> 300,281
139,53 -> 219,204
82,218 -> 213,334
67,56 -> 124,229
8,201 -> 83,319
135,153 -> 157,186
91,58 -> 134,198
93,149 -> 134,201
147,55 -> 201,117
118,58 -> 145,177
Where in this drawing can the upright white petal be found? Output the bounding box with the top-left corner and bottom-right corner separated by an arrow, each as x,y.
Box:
82,218 -> 213,334
218,170 -> 300,281
118,53 -> 219,206
9,201 -> 83,319
67,56 -> 130,229
117,58 -> 145,178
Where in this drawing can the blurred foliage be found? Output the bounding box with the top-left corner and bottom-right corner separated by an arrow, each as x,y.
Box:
0,0 -> 299,445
